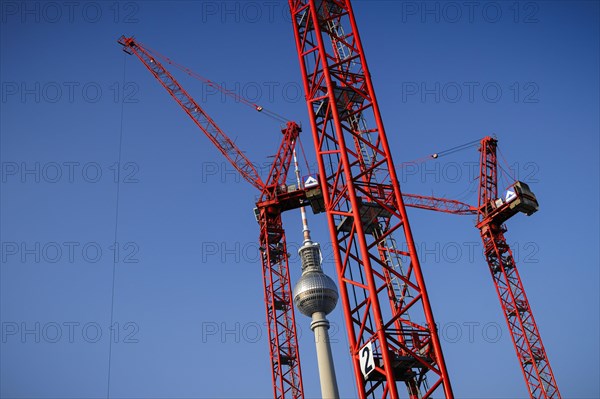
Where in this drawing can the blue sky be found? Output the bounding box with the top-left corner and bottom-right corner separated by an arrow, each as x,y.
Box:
1,1 -> 598,398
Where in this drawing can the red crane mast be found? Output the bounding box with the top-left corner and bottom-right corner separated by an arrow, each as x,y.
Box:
288,1 -> 454,398
476,137 -> 560,398
402,137 -> 561,399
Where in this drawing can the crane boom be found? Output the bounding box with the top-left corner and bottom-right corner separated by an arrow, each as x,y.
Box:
118,36 -> 308,399
118,36 -> 265,191
402,194 -> 476,215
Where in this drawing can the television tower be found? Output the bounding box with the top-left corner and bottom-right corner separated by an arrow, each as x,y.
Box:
292,150 -> 340,399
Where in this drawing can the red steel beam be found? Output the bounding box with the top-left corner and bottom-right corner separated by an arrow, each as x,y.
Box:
477,138 -> 560,399
288,1 -> 454,398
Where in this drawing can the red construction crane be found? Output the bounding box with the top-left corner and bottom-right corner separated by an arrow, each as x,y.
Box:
118,27 -> 454,397
402,137 -> 561,399
117,36 -> 322,399
118,2 -> 559,397
288,1 -> 453,398
477,137 -> 560,399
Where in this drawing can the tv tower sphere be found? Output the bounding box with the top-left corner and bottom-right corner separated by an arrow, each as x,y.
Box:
293,241 -> 339,317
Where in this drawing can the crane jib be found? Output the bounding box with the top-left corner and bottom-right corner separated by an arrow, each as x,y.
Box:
117,35 -> 265,191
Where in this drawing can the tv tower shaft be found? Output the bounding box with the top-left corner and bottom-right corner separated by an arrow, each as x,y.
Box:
292,149 -> 340,399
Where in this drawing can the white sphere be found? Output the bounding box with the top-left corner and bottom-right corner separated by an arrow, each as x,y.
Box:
293,272 -> 338,316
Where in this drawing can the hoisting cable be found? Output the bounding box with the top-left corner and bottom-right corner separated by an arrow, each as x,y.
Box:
138,41 -> 291,124
107,52 -> 128,399
497,146 -> 517,183
399,138 -> 481,168
432,138 -> 481,158
297,137 -> 313,176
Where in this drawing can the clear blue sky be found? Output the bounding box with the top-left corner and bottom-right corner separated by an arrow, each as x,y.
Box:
1,1 -> 598,398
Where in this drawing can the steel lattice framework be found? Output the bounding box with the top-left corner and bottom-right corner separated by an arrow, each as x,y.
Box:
259,207 -> 304,399
403,137 -> 561,398
119,3 -> 562,394
476,138 -> 560,399
288,1 -> 453,398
